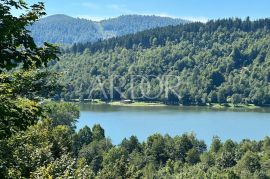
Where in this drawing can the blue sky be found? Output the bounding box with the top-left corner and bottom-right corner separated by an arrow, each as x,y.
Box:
25,0 -> 270,22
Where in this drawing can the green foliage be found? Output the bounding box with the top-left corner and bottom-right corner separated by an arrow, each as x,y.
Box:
200,152 -> 215,167
185,148 -> 201,165
145,133 -> 168,164
217,151 -> 237,169
0,0 -> 60,140
120,135 -> 142,153
0,72 -> 63,139
92,124 -> 105,141
32,155 -> 94,179
98,148 -> 129,178
210,71 -> 225,87
76,126 -> 93,149
210,136 -> 222,153
29,14 -> 102,46
31,154 -> 76,178
1,119 -> 73,178
0,96 -> 42,139
70,18 -> 270,54
43,102 -> 80,130
0,100 -> 80,178
0,0 -> 59,71
2,119 -> 270,178
78,139 -> 112,173
237,151 -> 261,173
52,18 -> 270,106
101,15 -> 187,37
29,14 -> 187,45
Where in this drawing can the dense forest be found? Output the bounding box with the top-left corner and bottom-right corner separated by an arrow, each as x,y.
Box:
70,18 -> 270,54
29,14 -> 187,45
29,14 -> 102,46
51,18 -> 270,106
100,15 -> 187,36
3,101 -> 270,178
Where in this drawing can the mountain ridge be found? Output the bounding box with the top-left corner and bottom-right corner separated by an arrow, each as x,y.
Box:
29,14 -> 188,45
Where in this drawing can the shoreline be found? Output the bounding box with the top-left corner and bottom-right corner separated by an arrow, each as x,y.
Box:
71,99 -> 265,109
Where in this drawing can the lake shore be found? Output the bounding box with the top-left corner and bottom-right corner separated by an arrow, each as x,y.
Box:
73,99 -> 263,109
78,103 -> 270,146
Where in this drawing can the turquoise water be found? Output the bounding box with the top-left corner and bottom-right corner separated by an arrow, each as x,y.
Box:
77,104 -> 270,146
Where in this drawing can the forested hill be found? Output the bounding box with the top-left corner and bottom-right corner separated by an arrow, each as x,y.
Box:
29,14 -> 101,45
29,14 -> 187,45
51,18 -> 270,106
70,18 -> 270,53
100,15 -> 187,36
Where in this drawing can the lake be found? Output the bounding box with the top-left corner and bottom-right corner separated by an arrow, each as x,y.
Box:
77,104 -> 270,146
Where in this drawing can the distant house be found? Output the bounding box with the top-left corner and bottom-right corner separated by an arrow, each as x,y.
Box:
121,99 -> 133,104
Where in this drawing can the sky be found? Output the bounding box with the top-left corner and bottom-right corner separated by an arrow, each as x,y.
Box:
24,0 -> 270,22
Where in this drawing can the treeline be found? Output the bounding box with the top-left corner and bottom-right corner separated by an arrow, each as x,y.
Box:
29,14 -> 102,46
2,102 -> 270,178
69,17 -> 270,54
52,18 -> 270,106
29,14 -> 187,45
100,15 -> 187,36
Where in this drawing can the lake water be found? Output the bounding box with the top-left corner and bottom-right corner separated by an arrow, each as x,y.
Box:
77,104 -> 270,146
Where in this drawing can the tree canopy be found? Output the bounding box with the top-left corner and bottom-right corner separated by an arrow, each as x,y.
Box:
0,0 -> 60,139
51,18 -> 270,106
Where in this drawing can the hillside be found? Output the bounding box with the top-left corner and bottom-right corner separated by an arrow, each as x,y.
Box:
29,14 -> 187,45
100,15 -> 187,36
50,18 -> 270,106
29,14 -> 101,45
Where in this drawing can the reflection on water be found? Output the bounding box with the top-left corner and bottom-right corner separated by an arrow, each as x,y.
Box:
80,103 -> 270,113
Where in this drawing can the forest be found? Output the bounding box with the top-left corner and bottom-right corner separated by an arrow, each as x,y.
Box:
50,18 -> 270,106
29,14 -> 187,45
1,0 -> 270,178
2,101 -> 270,178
